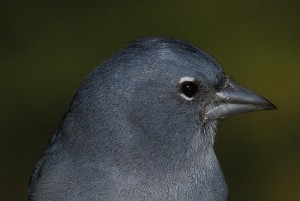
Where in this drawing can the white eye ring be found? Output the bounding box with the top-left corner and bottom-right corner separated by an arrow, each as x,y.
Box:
179,77 -> 195,83
179,77 -> 196,100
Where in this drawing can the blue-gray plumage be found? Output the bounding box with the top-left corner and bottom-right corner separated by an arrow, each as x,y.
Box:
28,37 -> 276,201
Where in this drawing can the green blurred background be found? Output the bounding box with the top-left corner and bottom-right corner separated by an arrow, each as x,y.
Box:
1,1 -> 299,200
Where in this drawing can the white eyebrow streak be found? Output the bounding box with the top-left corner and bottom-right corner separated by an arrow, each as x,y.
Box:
179,76 -> 195,100
179,76 -> 195,83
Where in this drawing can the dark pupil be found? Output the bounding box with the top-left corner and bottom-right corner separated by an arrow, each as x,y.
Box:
181,81 -> 198,98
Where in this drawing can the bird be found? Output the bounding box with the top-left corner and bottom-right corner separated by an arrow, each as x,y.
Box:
28,37 -> 276,201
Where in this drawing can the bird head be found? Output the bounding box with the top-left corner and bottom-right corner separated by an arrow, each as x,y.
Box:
64,37 -> 276,166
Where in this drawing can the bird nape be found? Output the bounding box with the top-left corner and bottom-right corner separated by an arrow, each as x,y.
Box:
28,37 -> 276,201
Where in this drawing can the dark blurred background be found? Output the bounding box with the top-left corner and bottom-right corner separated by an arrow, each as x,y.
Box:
1,1 -> 299,200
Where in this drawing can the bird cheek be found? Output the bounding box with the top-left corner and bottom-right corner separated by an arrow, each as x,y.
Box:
196,92 -> 217,122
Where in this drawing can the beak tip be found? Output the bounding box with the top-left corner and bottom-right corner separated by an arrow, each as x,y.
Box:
269,104 -> 278,110
262,98 -> 277,110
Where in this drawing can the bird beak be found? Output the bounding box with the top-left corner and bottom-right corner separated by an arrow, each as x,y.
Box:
205,79 -> 277,120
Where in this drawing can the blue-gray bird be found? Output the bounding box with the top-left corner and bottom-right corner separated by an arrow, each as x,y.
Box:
28,37 -> 276,201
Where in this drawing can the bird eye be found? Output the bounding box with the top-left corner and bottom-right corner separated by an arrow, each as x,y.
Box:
180,81 -> 199,98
